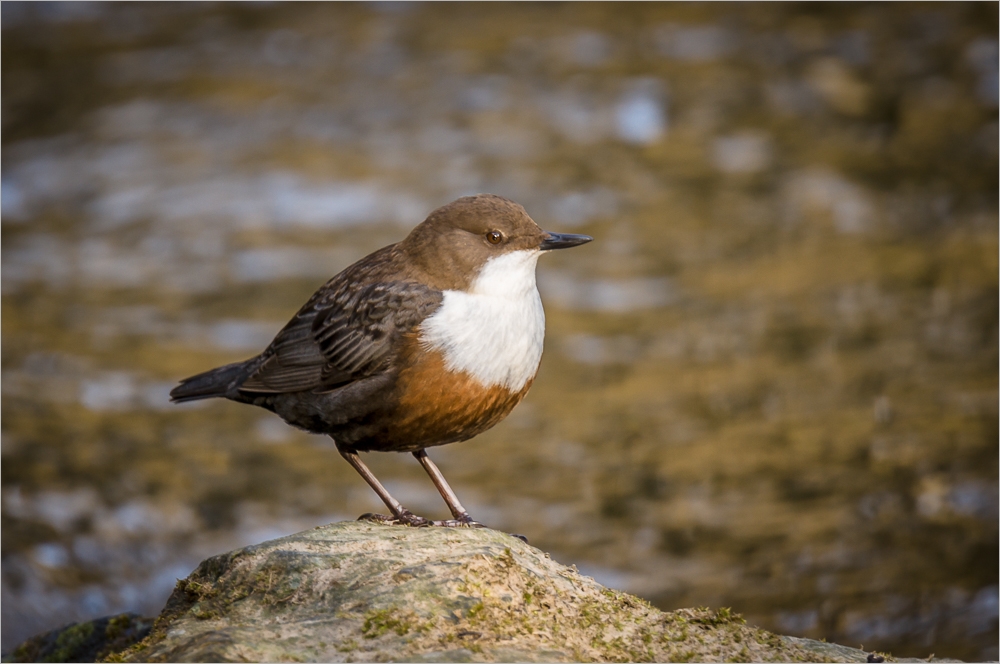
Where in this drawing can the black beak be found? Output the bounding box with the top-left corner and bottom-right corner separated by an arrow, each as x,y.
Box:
540,231 -> 593,250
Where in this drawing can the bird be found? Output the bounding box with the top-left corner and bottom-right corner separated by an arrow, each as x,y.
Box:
170,193 -> 592,530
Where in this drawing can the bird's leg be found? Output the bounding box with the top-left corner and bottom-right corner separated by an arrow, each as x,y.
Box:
412,450 -> 483,528
336,445 -> 429,527
412,451 -> 527,542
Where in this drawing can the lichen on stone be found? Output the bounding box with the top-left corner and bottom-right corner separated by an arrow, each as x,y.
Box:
97,521 -> 846,662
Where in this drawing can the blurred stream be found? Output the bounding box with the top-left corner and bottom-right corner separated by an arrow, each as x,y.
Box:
2,3 -> 997,660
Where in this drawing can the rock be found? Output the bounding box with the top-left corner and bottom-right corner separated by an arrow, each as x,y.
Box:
105,521 -> 825,662
5,521 -> 956,662
781,637 -> 963,664
3,612 -> 152,663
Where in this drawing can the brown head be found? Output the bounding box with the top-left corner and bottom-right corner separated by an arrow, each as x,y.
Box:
401,193 -> 592,291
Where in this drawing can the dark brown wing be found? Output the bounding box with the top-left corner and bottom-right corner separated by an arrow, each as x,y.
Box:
239,279 -> 442,395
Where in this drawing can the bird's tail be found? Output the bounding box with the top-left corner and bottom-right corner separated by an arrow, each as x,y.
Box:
169,360 -> 252,403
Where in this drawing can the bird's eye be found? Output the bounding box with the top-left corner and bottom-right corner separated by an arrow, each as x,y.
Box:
486,230 -> 503,244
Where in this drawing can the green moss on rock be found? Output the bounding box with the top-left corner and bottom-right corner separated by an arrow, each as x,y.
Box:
4,613 -> 152,663
101,521 -> 836,662
10,522 -> 956,662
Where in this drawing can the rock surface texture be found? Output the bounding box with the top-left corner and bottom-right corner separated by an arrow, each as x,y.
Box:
95,521 -> 891,663
3,613 -> 152,663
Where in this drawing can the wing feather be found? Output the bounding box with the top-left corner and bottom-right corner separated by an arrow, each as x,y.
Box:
239,278 -> 442,395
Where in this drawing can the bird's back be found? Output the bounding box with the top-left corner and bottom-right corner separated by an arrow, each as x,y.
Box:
170,243 -> 443,414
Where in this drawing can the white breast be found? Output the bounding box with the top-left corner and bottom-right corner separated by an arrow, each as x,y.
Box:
419,250 -> 545,391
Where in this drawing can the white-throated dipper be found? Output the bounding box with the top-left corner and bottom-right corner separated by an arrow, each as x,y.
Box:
170,194 -> 592,530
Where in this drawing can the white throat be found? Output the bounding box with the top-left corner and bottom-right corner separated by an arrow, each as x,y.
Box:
419,250 -> 545,391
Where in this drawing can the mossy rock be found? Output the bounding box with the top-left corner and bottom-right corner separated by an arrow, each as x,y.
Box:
100,520 -> 863,662
7,521 -> 957,662
3,613 -> 152,663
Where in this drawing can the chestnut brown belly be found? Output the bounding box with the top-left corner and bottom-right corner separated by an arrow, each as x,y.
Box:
371,344 -> 532,453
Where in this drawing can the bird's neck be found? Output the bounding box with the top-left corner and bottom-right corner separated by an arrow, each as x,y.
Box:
418,250 -> 545,392
468,250 -> 542,299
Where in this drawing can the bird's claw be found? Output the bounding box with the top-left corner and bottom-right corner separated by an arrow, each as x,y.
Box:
357,511 -> 431,527
358,511 -> 526,542
429,516 -> 485,528
357,512 -> 394,524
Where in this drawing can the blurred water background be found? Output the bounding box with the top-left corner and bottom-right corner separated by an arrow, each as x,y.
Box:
2,2 -> 997,660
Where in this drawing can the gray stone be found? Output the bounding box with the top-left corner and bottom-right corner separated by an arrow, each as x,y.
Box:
3,613 -> 152,663
69,521 -> 953,662
112,521 -> 822,662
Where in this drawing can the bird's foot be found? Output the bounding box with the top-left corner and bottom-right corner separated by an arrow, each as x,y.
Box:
428,513 -> 485,528
357,511 -> 431,527
357,511 -> 527,542
428,513 -> 528,542
357,512 -> 396,524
